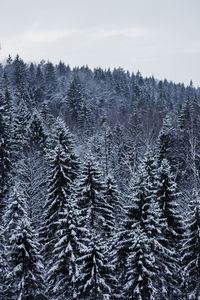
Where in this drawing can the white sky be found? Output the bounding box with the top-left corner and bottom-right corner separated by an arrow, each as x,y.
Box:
0,0 -> 200,86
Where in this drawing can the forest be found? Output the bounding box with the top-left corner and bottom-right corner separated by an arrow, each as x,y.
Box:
0,55 -> 200,299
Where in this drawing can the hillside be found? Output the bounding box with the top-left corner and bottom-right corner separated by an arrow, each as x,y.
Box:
0,55 -> 199,299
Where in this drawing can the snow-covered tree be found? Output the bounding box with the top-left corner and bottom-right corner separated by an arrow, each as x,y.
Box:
29,110 -> 47,153
77,230 -> 112,300
156,158 -> 182,299
49,117 -> 79,180
46,194 -> 84,300
41,145 -> 72,259
104,174 -> 122,233
181,194 -> 200,300
77,157 -> 112,234
0,90 -> 11,218
65,76 -> 85,129
124,228 -> 157,300
10,100 -> 30,163
3,186 -> 45,299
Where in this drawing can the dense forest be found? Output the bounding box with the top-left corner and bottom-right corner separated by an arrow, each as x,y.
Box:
0,55 -> 200,299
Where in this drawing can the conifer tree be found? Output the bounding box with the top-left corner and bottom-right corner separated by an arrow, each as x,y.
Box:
41,145 -> 72,259
157,113 -> 176,168
29,110 -> 47,153
157,159 -> 181,239
77,230 -> 112,300
44,62 -> 57,97
104,174 -> 122,233
156,158 -> 182,299
113,151 -> 157,298
10,100 -> 30,163
127,103 -> 144,173
46,194 -> 84,300
0,90 -> 11,217
40,102 -> 54,128
49,117 -> 79,181
0,224 -> 6,299
77,157 -> 112,234
115,151 -> 171,299
66,76 -> 84,129
15,155 -> 48,228
181,194 -> 200,300
124,228 -> 157,300
3,186 -> 45,299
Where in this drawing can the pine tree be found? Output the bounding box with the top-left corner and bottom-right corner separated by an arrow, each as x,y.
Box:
124,228 -> 157,300
3,185 -> 45,299
46,194 -> 84,300
41,145 -> 72,259
92,120 -> 114,177
127,102 -> 144,173
176,98 -> 194,182
157,113 -> 176,168
10,100 -> 30,163
49,117 -> 79,181
12,55 -> 32,109
0,224 -> 6,299
156,158 -> 182,299
34,65 -> 45,104
66,76 -> 84,129
157,159 -> 181,239
112,122 -> 129,191
181,193 -> 200,300
29,110 -> 47,153
104,174 -> 122,233
0,89 -> 11,217
77,230 -> 112,300
77,157 -> 112,234
115,151 -> 172,299
40,102 -> 54,128
113,151 -> 157,298
15,155 -> 48,229
44,62 -> 57,97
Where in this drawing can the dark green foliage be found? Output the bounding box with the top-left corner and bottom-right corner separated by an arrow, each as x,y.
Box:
181,194 -> 200,299
41,145 -> 72,258
0,57 -> 200,299
77,157 -> 112,234
0,90 -> 11,217
66,76 -> 84,128
3,186 -> 45,299
46,196 -> 84,300
77,231 -> 112,300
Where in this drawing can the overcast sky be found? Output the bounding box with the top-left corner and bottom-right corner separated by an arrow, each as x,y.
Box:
0,0 -> 200,86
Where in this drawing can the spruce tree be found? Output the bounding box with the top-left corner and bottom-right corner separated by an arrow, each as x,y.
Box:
49,117 -> 79,181
77,230 -> 112,300
157,113 -> 176,168
124,228 -> 157,300
77,157 -> 112,234
45,62 -> 57,93
15,155 -> 48,229
10,100 -> 30,163
0,90 -> 11,217
46,194 -> 84,300
3,185 -> 45,299
0,224 -> 6,299
157,159 -> 181,239
29,110 -> 47,153
181,194 -> 200,300
115,151 -> 171,299
40,102 -> 54,128
66,76 -> 84,129
104,174 -> 122,234
156,158 -> 182,299
41,145 -> 72,259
